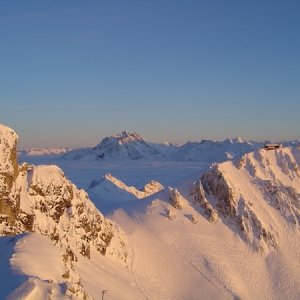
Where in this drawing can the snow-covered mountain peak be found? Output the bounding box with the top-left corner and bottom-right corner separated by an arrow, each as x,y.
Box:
64,130 -> 164,161
224,136 -> 245,144
98,131 -> 144,147
232,136 -> 244,143
111,130 -> 142,141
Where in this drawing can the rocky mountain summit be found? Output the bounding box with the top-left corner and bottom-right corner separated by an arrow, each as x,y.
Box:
0,125 -> 127,299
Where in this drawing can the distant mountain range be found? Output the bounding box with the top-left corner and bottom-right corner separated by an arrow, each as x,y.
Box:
17,132 -> 300,164
60,131 -> 298,162
18,147 -> 71,156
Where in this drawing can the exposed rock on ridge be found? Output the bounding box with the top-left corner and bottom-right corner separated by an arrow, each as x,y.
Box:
0,124 -> 127,299
89,173 -> 164,200
191,147 -> 300,252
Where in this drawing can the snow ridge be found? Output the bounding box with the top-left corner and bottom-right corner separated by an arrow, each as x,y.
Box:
89,173 -> 164,201
192,147 -> 300,252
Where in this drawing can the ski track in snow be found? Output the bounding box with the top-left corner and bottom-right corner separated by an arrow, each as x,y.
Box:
129,239 -> 149,300
126,214 -> 226,300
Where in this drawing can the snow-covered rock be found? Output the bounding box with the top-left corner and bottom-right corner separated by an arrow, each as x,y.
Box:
191,180 -> 218,223
0,125 -> 127,299
89,173 -> 164,201
141,180 -> 164,196
0,125 -> 20,234
168,187 -> 184,209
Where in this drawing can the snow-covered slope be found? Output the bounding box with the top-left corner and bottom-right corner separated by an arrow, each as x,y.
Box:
104,146 -> 300,299
0,125 -> 128,299
62,131 -> 263,162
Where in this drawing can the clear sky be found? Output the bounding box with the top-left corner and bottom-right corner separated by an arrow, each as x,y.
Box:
1,0 -> 299,148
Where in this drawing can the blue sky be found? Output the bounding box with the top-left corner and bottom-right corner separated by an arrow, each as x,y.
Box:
1,1 -> 299,147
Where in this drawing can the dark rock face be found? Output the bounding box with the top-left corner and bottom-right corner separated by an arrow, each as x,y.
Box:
191,180 -> 218,223
201,168 -> 237,218
195,165 -> 278,252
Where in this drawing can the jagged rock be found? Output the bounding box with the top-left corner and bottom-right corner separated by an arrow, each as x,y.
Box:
0,125 -> 20,231
191,180 -> 218,223
168,187 -> 183,209
141,180 -> 164,196
190,214 -> 197,224
199,164 -> 278,252
166,209 -> 176,220
201,168 -> 236,218
0,124 -> 128,299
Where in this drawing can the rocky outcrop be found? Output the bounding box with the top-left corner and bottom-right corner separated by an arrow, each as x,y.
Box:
193,147 -> 300,252
195,165 -> 278,252
141,180 -> 164,196
201,168 -> 237,218
168,187 -> 184,209
0,125 -> 22,234
0,124 -> 128,299
191,180 -> 218,223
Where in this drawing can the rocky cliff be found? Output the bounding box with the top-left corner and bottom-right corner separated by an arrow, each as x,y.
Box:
191,147 -> 300,252
0,125 -> 127,299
